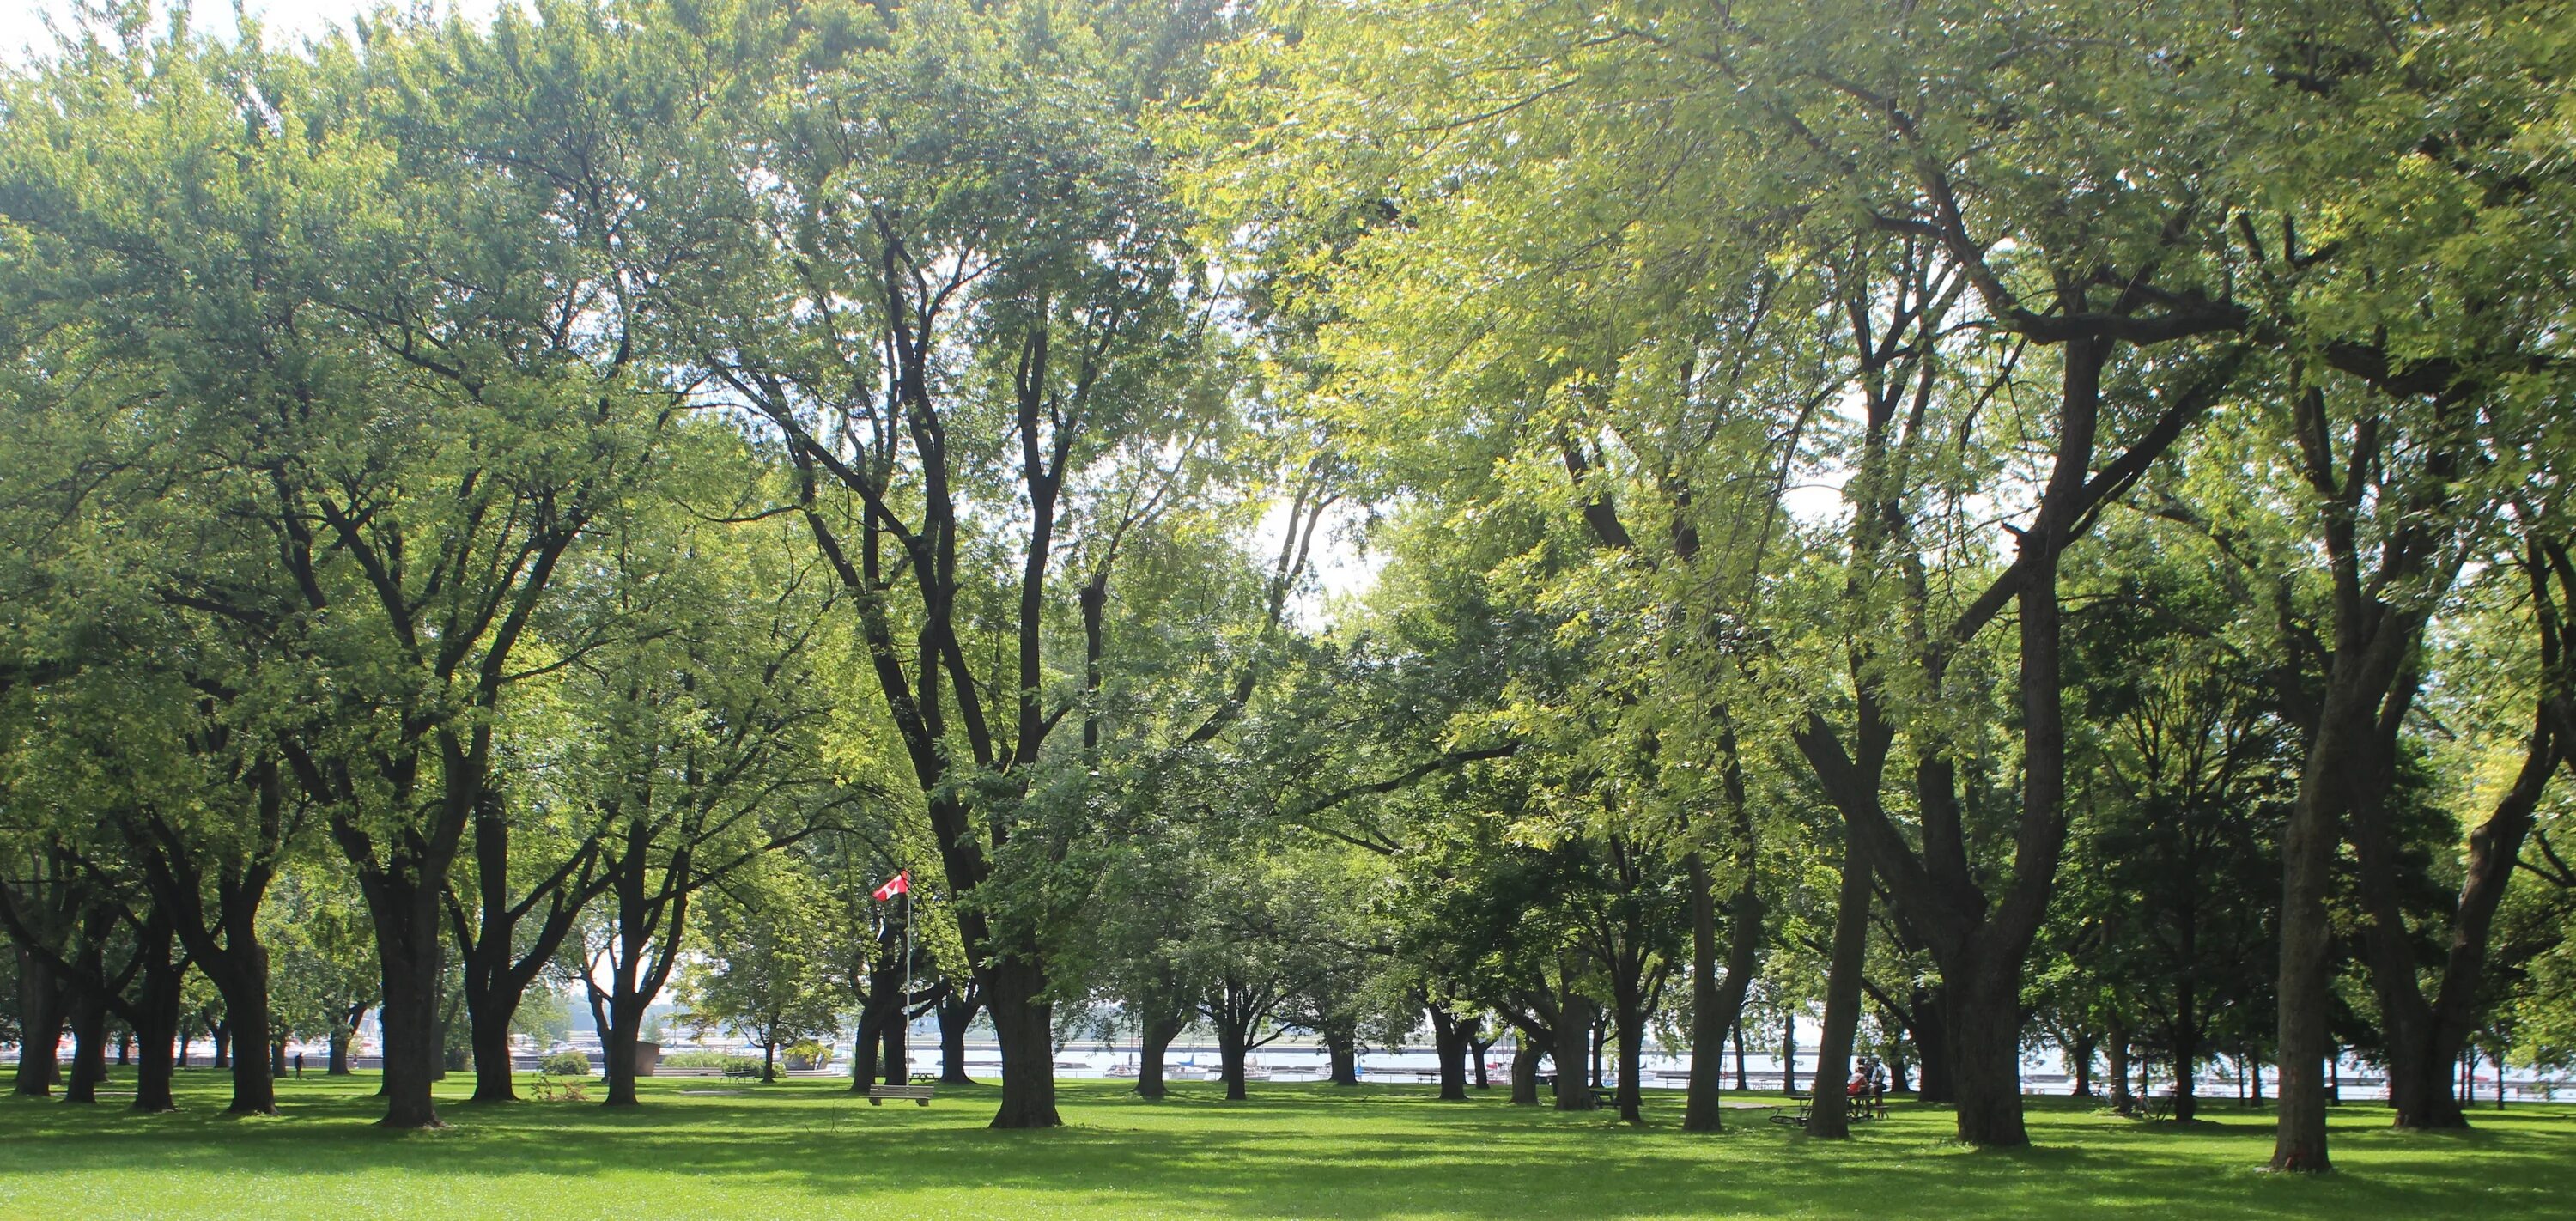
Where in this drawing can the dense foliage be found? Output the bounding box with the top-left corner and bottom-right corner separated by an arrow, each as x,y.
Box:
0,0 -> 2568,1177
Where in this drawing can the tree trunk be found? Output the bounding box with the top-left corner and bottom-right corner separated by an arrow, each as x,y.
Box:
210,1018 -> 229,1070
1429,1005 -> 1468,1102
1468,1024 -> 1498,1090
762,1040 -> 777,1084
11,954 -> 59,1097
1911,984 -> 1952,1103
1731,1020 -> 1748,1092
1943,963 -> 2029,1146
849,999 -> 885,1094
882,1006 -> 910,1084
63,985 -> 106,1104
1325,1022 -> 1359,1086
1781,1021 -> 1797,1095
328,1028 -> 353,1076
601,1008 -> 645,1107
1217,1015 -> 1250,1102
1683,842 -> 1762,1133
2069,1030 -> 2096,1097
1134,1011 -> 1182,1100
1807,835 -> 1874,1139
2271,736 -> 2342,1170
465,991 -> 522,1103
2355,697 -> 2557,1132
1552,988 -> 1598,1111
1509,1040 -> 1542,1105
1611,993 -> 1645,1123
984,955 -> 1061,1128
117,1031 -> 131,1066
2105,1019 -> 2132,1115
939,991 -> 978,1084
130,997 -> 179,1114
372,894 -> 448,1129
203,966 -> 278,1115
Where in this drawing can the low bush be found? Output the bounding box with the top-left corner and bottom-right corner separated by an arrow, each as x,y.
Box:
659,1050 -> 765,1074
538,1050 -> 592,1078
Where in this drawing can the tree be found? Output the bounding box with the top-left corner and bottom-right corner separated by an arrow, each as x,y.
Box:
696,0 -> 1236,1128
678,864 -> 842,1084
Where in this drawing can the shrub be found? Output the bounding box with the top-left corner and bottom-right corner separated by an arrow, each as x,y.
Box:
785,1041 -> 834,1070
659,1050 -> 765,1074
539,1050 -> 592,1078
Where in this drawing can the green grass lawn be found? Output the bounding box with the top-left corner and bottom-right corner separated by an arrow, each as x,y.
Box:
0,1071 -> 2567,1219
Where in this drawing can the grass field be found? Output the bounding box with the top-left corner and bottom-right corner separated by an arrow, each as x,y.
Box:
0,1071 -> 2567,1219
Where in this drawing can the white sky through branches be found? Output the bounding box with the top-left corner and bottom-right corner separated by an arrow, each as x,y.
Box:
1,1 -> 503,64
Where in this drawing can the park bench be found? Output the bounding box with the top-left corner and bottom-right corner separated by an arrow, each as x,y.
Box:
868,1082 -> 936,1107
723,1066 -> 761,1080
1766,1090 -> 1880,1127
2138,1092 -> 2172,1121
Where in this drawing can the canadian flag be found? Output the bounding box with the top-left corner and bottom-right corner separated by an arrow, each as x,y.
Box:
871,871 -> 910,902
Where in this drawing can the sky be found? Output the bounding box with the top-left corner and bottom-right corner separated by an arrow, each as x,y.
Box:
0,1 -> 504,63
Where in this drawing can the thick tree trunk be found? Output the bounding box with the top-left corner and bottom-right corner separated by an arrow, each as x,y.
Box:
1325,1023 -> 1359,1086
882,1007 -> 910,1084
63,986 -> 106,1104
1468,1026 -> 1498,1090
984,956 -> 1061,1128
1911,985 -> 1952,1103
1429,1005 -> 1468,1102
762,1041 -> 777,1084
373,896 -> 448,1129
1683,841 -> 1762,1133
1611,995 -> 1645,1123
117,1032 -> 131,1066
2356,696 -> 2555,1132
1134,1012 -> 1182,1100
210,1018 -> 229,1070
601,1008 -> 645,1107
2105,1019 -> 2132,1115
1552,988 -> 1598,1112
939,992 -> 978,1084
1509,1040 -> 1542,1105
130,999 -> 179,1114
1943,964 -> 2029,1147
328,1028 -> 353,1076
850,1001 -> 885,1094
2069,1030 -> 2096,1097
208,970 -> 277,1115
464,992 -> 521,1103
1807,835 -> 1873,1139
11,955 -> 59,1097
1218,1017 -> 1250,1102
2271,745 -> 2342,1170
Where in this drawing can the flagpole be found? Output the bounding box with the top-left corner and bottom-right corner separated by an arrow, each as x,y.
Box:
900,879 -> 912,1082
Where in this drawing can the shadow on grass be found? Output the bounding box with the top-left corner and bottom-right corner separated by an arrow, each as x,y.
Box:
0,1072 -> 2568,1220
